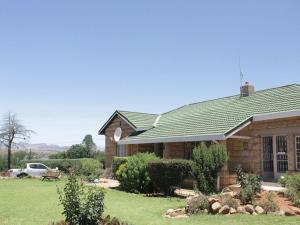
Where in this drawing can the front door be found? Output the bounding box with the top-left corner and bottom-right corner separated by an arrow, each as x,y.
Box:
262,137 -> 274,179
262,136 -> 289,180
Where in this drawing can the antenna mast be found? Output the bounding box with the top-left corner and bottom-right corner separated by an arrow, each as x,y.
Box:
239,56 -> 244,87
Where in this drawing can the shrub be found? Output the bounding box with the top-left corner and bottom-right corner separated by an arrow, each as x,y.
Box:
22,158 -> 103,176
146,159 -> 192,195
192,143 -> 228,194
259,192 -> 278,213
117,153 -> 158,193
186,194 -> 209,215
220,195 -> 239,209
100,216 -> 130,225
57,173 -> 105,225
79,158 -> 103,177
112,157 -> 128,176
236,168 -> 261,204
115,163 -> 127,181
284,173 -> 300,207
278,175 -> 288,187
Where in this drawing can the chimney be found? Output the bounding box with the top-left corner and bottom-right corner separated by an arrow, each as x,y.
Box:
240,81 -> 255,97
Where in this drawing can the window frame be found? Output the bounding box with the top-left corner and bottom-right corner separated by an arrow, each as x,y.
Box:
295,136 -> 300,171
117,144 -> 126,157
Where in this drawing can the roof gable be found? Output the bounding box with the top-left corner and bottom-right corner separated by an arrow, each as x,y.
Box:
98,110 -> 158,135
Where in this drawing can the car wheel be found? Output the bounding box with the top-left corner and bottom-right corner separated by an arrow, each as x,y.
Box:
17,173 -> 28,178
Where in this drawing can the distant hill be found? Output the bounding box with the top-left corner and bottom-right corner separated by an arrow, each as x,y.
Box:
0,143 -> 68,153
0,143 -> 104,153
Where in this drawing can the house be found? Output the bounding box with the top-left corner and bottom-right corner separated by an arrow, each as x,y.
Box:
99,83 -> 300,185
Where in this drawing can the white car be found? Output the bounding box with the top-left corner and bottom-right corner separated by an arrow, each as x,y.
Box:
8,163 -> 57,178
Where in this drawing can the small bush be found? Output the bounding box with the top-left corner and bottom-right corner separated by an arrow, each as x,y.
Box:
186,194 -> 209,215
192,143 -> 228,194
236,168 -> 261,204
79,158 -> 103,177
146,159 -> 192,195
57,173 -> 105,225
284,173 -> 300,207
259,192 -> 278,213
239,186 -> 256,204
220,195 -> 239,209
278,175 -> 288,187
117,153 -> 158,193
112,157 -> 128,176
100,216 -> 130,225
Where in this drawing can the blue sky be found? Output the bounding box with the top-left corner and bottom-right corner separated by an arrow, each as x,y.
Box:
0,0 -> 299,147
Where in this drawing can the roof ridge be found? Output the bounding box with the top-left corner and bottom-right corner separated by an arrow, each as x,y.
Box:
117,110 -> 158,116
162,83 -> 299,115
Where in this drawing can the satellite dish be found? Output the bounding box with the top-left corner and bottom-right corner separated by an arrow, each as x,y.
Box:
114,127 -> 122,142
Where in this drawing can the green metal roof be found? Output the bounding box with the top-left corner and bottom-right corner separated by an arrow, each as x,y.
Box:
118,84 -> 300,144
117,111 -> 158,130
98,110 -> 158,134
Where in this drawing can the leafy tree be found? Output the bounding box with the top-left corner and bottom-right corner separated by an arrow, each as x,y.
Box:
82,134 -> 96,154
0,113 -> 33,169
66,144 -> 89,159
192,142 -> 228,194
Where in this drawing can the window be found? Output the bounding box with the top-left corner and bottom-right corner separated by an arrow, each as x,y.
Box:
117,144 -> 126,157
37,164 -> 47,169
296,136 -> 300,171
29,164 -> 38,169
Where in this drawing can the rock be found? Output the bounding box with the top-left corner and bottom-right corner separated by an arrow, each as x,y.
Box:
284,210 -> 296,216
237,206 -> 245,214
166,209 -> 174,215
252,212 -> 258,216
219,205 -> 230,215
255,206 -> 264,214
230,208 -> 237,214
170,208 -> 185,217
174,214 -> 189,219
220,191 -> 238,198
222,187 -> 232,193
211,202 -> 222,214
208,197 -> 219,205
245,204 -> 254,214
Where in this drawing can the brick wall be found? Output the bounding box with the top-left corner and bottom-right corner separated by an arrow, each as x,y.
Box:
103,115 -> 135,168
227,116 -> 300,177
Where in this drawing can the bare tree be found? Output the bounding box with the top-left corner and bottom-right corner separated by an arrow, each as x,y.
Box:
0,113 -> 34,170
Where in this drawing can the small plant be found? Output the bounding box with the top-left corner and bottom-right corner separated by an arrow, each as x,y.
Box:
220,195 -> 239,209
100,216 -> 130,225
284,173 -> 300,207
259,192 -> 279,213
236,168 -> 261,204
186,194 -> 209,215
278,175 -> 287,187
239,186 -> 256,204
192,143 -> 228,194
57,173 -> 105,225
112,157 -> 128,176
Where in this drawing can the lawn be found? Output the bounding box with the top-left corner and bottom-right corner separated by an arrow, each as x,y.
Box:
0,179 -> 299,225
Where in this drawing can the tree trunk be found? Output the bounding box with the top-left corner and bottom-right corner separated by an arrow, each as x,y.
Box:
7,143 -> 11,170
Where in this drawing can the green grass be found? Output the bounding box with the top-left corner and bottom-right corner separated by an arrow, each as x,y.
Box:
0,179 -> 299,225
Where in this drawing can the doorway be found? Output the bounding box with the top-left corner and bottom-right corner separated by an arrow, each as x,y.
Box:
262,136 -> 288,180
